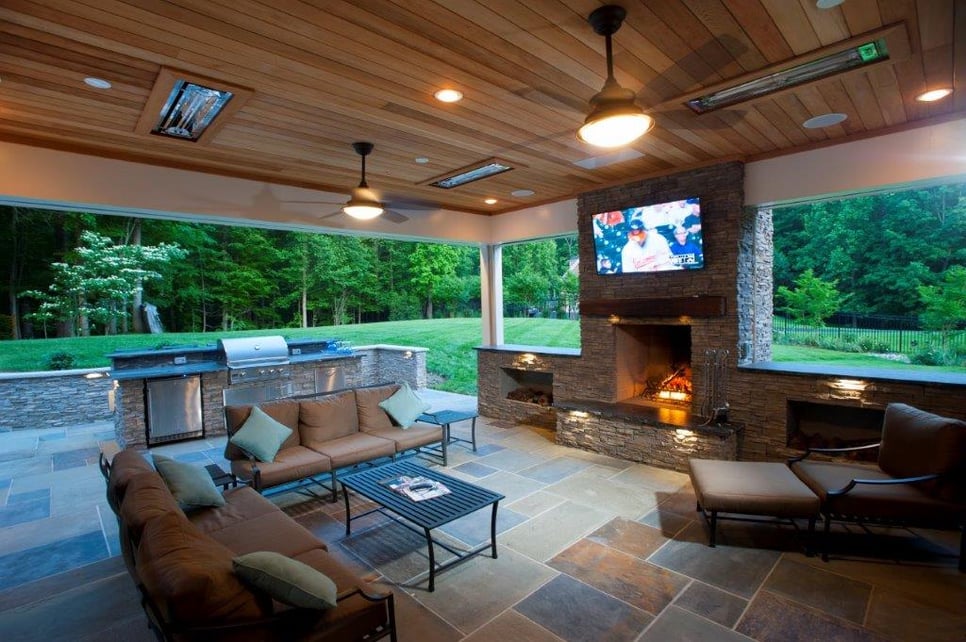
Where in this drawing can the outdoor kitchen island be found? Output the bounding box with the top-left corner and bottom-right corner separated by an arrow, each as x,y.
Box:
108,336 -> 427,449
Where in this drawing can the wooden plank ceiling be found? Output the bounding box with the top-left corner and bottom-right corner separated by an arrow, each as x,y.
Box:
0,0 -> 963,218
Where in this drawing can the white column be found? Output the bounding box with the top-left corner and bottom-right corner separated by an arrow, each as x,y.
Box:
479,244 -> 504,346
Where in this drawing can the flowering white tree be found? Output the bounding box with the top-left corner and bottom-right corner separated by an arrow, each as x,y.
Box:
23,231 -> 186,336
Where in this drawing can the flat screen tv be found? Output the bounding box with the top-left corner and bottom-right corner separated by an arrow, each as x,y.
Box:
591,197 -> 703,274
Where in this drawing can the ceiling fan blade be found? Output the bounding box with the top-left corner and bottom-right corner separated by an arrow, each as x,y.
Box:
319,209 -> 343,220
383,209 -> 409,224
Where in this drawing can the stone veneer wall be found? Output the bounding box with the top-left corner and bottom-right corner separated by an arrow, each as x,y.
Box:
0,368 -> 114,431
477,346 -> 580,428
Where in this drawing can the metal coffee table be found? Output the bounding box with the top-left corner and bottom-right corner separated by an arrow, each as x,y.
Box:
340,460 -> 503,591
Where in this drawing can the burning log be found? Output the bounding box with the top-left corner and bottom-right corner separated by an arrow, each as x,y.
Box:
507,387 -> 553,406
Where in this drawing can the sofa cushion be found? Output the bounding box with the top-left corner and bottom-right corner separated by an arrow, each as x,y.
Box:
230,406 -> 294,463
225,401 -> 301,461
355,384 -> 400,432
310,433 -> 395,468
378,382 -> 431,429
208,511 -> 327,558
299,391 -> 360,447
153,454 -> 226,510
233,551 -> 337,610
363,423 -> 443,453
229,445 -> 331,490
119,471 -> 184,544
188,486 -> 285,536
107,449 -> 155,511
878,403 -> 966,501
136,512 -> 266,625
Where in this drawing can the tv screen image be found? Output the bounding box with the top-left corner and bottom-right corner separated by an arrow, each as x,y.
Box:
592,197 -> 703,274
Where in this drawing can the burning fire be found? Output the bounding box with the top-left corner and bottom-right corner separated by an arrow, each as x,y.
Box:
645,365 -> 692,403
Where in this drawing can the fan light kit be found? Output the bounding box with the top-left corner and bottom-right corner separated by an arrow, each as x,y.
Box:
577,5 -> 654,148
343,142 -> 385,220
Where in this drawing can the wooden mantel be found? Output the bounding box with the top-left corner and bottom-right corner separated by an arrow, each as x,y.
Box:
579,296 -> 726,318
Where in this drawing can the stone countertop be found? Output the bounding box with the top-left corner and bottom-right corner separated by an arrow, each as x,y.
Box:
109,351 -> 360,380
475,344 -> 581,357
555,398 -> 742,437
741,361 -> 966,387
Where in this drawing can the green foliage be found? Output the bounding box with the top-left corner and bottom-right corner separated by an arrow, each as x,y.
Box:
408,244 -> 461,318
909,347 -> 951,366
44,351 -> 76,370
775,268 -> 849,326
918,265 -> 966,332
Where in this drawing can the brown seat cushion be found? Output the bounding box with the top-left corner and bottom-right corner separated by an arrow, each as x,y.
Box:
790,460 -> 961,521
118,470 -> 184,544
209,511 -> 328,558
363,423 -> 443,453
188,486 -> 285,536
355,384 -> 400,432
225,401 -> 302,461
689,459 -> 819,518
310,433 -> 395,468
135,511 -> 266,625
877,403 -> 966,502
229,445 -> 331,489
299,391 -> 360,447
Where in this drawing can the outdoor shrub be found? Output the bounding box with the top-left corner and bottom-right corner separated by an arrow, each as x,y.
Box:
909,347 -> 949,366
45,351 -> 77,370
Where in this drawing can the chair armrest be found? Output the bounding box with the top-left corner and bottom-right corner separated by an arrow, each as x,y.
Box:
788,442 -> 880,464
827,473 -> 941,497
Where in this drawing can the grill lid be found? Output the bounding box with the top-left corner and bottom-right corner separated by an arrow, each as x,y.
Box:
218,335 -> 290,368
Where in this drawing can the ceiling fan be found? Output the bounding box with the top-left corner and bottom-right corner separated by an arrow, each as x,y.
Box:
320,142 -> 410,224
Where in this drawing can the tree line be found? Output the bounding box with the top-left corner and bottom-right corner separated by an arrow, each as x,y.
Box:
773,183 -> 965,325
0,207 -> 578,339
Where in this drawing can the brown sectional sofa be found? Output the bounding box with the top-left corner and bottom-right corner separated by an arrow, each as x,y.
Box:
103,448 -> 397,642
224,384 -> 446,499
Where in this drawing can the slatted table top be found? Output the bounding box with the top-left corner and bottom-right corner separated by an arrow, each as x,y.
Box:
339,460 -> 503,530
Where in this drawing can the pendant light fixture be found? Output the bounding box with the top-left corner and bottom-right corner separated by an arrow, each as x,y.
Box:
577,5 -> 654,148
343,142 -> 385,220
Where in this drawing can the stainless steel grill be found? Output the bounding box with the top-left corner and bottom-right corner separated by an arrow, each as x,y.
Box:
218,335 -> 291,384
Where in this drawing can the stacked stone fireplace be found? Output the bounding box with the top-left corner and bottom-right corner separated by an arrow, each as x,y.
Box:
478,160 -> 965,472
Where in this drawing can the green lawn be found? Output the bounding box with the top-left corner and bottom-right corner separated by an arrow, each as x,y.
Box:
2,318 -> 960,395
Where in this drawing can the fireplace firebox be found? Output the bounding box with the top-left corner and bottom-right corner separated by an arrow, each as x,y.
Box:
615,324 -> 692,407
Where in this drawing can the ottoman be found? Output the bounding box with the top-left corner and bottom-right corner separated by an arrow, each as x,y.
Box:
688,459 -> 820,548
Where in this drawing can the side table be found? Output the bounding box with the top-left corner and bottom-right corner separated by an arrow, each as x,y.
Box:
206,463 -> 238,490
418,409 -> 478,452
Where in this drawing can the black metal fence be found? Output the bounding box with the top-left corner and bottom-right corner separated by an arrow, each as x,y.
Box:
774,313 -> 966,354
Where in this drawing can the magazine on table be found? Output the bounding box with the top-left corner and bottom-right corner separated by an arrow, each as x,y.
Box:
380,475 -> 450,501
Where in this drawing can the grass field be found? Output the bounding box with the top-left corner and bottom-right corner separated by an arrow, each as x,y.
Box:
2,318 -> 961,394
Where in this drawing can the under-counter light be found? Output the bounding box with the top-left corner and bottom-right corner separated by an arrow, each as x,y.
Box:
484,198 -> 498,205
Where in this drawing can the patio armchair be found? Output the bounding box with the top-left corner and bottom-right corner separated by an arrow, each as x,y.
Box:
789,402 -> 966,571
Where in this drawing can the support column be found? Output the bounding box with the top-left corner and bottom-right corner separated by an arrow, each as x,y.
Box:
479,244 -> 504,346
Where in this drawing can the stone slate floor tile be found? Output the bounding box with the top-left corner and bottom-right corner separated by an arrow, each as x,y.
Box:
737,590 -> 887,642
647,521 -> 781,598
515,574 -> 652,642
463,610 -> 561,642
438,505 -> 527,547
638,508 -> 694,538
6,488 -> 50,504
865,583 -> 966,642
587,516 -> 670,560
468,443 -> 505,457
51,447 -> 100,472
639,605 -> 752,641
764,558 -> 872,624
452,461 -> 500,478
517,456 -> 592,484
672,581 -> 748,628
548,538 -> 689,615
0,530 -> 109,591
0,497 -> 50,529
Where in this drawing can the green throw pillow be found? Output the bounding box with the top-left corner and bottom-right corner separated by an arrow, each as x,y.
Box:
378,381 -> 431,429
229,406 -> 293,462
152,454 -> 226,510
233,551 -> 337,610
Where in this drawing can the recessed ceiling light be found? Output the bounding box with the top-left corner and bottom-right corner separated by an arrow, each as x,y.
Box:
511,189 -> 535,198
803,112 -> 847,128
414,157 -> 430,164
484,198 -> 498,205
816,0 -> 844,8
84,77 -> 112,89
434,88 -> 463,103
916,88 -> 953,102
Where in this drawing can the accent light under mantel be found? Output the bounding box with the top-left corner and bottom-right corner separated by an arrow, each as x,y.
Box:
577,5 -> 654,148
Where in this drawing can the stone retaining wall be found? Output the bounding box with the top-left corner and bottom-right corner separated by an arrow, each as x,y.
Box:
0,368 -> 114,431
